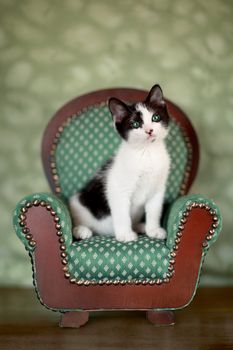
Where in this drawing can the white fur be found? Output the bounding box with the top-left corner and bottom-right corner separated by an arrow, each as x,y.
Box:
69,194 -> 113,239
69,103 -> 170,242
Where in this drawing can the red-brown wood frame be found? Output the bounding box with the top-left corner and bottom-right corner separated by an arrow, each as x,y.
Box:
26,205 -> 212,311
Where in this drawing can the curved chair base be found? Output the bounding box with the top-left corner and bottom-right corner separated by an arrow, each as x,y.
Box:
60,311 -> 89,328
146,310 -> 175,326
59,310 -> 174,328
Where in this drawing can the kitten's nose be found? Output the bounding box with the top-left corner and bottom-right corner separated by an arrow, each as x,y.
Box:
146,129 -> 153,135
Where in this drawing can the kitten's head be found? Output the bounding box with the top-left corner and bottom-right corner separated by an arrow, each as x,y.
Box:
108,84 -> 170,145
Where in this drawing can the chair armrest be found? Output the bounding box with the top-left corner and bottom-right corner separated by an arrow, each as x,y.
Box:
13,192 -> 73,252
165,194 -> 222,251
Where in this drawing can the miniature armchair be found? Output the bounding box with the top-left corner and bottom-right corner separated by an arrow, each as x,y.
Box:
13,88 -> 222,328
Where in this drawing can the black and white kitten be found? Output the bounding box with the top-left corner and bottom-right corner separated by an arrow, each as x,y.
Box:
69,84 -> 170,242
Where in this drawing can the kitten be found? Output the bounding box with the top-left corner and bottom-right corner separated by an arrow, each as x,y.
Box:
69,84 -> 170,242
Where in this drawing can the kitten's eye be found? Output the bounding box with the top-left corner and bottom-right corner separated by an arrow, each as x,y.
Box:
152,114 -> 161,122
131,121 -> 140,129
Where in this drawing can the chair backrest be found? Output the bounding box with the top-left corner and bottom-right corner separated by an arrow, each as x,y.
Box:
42,88 -> 199,205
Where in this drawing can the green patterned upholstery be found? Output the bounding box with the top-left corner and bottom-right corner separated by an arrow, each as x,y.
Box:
56,105 -> 188,204
166,194 -> 222,250
67,235 -> 170,282
13,192 -> 222,284
13,193 -> 73,251
66,195 -> 222,283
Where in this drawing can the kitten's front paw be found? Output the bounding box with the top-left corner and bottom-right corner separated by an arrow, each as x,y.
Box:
115,230 -> 138,242
146,227 -> 167,240
73,225 -> 93,240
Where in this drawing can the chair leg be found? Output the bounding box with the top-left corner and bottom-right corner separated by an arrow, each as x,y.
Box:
146,310 -> 175,326
59,311 -> 89,328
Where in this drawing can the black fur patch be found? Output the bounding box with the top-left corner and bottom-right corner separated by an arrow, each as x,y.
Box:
79,159 -> 112,219
144,102 -> 170,129
115,104 -> 143,140
109,84 -> 170,140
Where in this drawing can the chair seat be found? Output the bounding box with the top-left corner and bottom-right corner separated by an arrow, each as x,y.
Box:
67,235 -> 170,282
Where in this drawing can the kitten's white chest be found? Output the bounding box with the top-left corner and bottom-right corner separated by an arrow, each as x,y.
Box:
112,142 -> 170,207
132,150 -> 169,205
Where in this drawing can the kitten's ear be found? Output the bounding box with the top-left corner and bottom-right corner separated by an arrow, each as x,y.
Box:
146,84 -> 165,108
108,98 -> 130,123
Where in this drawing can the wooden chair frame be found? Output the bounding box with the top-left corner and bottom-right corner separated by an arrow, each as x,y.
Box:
15,88 -> 221,328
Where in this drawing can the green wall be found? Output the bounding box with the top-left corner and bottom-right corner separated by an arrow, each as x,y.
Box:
0,0 -> 233,286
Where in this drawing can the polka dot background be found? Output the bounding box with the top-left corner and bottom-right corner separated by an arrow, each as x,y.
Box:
1,0 -> 233,286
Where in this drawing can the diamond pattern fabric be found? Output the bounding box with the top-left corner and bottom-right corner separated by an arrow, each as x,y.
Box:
13,192 -> 222,283
55,105 -> 188,204
13,105 -> 191,283
67,235 -> 170,282
55,106 -> 188,282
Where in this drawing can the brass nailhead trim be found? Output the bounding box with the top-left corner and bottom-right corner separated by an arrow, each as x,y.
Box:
18,200 -> 67,277
22,227 -> 30,234
20,214 -> 26,221
67,200 -> 219,286
156,279 -> 162,285
190,201 -> 219,249
18,198 -> 219,286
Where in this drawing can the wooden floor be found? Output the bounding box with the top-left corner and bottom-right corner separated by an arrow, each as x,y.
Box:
0,287 -> 233,350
